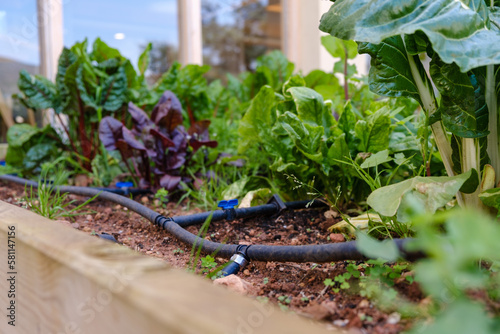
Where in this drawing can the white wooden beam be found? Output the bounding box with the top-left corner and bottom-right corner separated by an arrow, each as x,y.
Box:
177,0 -> 203,65
37,0 -> 63,81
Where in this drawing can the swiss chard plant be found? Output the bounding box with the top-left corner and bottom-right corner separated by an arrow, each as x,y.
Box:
319,0 -> 500,210
99,91 -> 217,190
14,38 -> 153,172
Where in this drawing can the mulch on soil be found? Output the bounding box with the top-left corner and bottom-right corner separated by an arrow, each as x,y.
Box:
0,180 -> 426,333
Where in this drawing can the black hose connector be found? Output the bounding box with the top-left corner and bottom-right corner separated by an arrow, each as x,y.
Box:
154,215 -> 176,229
221,245 -> 250,276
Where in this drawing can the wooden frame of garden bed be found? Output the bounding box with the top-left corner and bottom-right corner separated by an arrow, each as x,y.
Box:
0,201 -> 337,334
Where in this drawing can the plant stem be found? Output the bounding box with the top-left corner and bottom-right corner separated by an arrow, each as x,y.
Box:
486,64 -> 499,184
343,42 -> 349,101
405,47 -> 464,205
462,137 -> 481,208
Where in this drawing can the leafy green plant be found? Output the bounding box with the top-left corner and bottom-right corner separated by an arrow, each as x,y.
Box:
324,260 -> 412,295
319,0 -> 500,210
22,163 -> 99,220
237,79 -> 423,204
5,124 -> 62,176
154,188 -> 169,208
14,38 -> 149,171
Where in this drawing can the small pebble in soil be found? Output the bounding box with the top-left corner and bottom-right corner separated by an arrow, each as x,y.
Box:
387,312 -> 401,325
332,319 -> 349,327
358,299 -> 370,308
329,233 -> 345,243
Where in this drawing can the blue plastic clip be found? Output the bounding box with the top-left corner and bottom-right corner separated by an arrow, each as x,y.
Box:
116,181 -> 134,195
218,199 -> 238,221
116,181 -> 134,189
218,199 -> 238,210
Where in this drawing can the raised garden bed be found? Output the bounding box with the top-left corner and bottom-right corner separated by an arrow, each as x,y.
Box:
0,183 -> 339,334
0,181 -> 423,334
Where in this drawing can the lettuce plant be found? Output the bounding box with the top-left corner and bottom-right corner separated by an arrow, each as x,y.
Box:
320,0 -> 500,209
236,76 -> 424,204
99,91 -> 217,190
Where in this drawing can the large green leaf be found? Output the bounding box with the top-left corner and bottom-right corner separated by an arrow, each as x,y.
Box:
56,48 -> 77,89
91,38 -> 122,62
238,86 -> 277,153
6,124 -> 40,148
17,70 -> 57,110
279,112 -> 324,163
321,35 -> 358,59
355,106 -> 392,153
430,57 -> 489,138
367,170 -> 474,217
138,43 -> 152,76
358,37 -> 426,105
101,66 -> 128,112
319,0 -> 500,72
287,87 -> 334,131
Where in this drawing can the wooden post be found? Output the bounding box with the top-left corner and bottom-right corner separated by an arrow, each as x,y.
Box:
37,0 -> 64,126
177,0 -> 203,65
37,0 -> 63,82
0,201 -> 337,333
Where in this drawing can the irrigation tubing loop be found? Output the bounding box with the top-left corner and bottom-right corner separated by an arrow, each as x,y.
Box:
0,174 -> 423,274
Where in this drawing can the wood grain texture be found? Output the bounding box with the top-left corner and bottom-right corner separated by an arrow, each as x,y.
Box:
0,201 -> 338,334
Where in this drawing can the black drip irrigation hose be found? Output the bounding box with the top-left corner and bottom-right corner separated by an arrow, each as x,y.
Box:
0,174 -> 423,274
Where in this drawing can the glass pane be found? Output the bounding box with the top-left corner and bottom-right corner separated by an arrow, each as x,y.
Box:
202,0 -> 282,80
63,0 -> 178,78
0,0 -> 40,140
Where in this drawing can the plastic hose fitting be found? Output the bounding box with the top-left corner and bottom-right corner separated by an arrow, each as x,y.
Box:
221,245 -> 250,276
217,199 -> 238,221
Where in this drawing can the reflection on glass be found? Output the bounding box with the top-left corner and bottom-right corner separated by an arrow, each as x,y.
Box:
63,0 -> 179,80
0,1 -> 40,139
202,0 -> 282,80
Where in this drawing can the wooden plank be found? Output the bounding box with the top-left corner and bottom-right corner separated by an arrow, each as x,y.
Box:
0,201 -> 338,333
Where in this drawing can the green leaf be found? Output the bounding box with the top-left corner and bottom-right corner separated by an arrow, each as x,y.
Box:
75,66 -> 98,110
279,112 -> 324,163
17,70 -> 57,110
287,87 -> 334,131
238,86 -> 277,153
358,37 -> 425,105
367,170 -> 474,217
23,143 -> 57,171
92,38 -> 122,62
304,70 -> 339,89
6,124 -> 40,148
479,186 -> 500,210
101,66 -> 128,112
355,106 -> 392,153
327,133 -> 350,166
282,75 -> 305,98
409,299 -> 493,334
321,35 -> 358,59
430,57 -> 489,138
138,43 -> 152,76
360,149 -> 392,168
356,232 -> 399,262
333,61 -> 357,77
319,0 -> 500,72
56,48 -> 78,89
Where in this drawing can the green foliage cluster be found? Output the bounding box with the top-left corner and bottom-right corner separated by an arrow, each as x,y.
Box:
234,82 -> 424,204
320,0 -> 500,209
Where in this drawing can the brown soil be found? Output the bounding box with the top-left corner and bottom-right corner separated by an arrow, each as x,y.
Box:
0,181 -> 426,333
